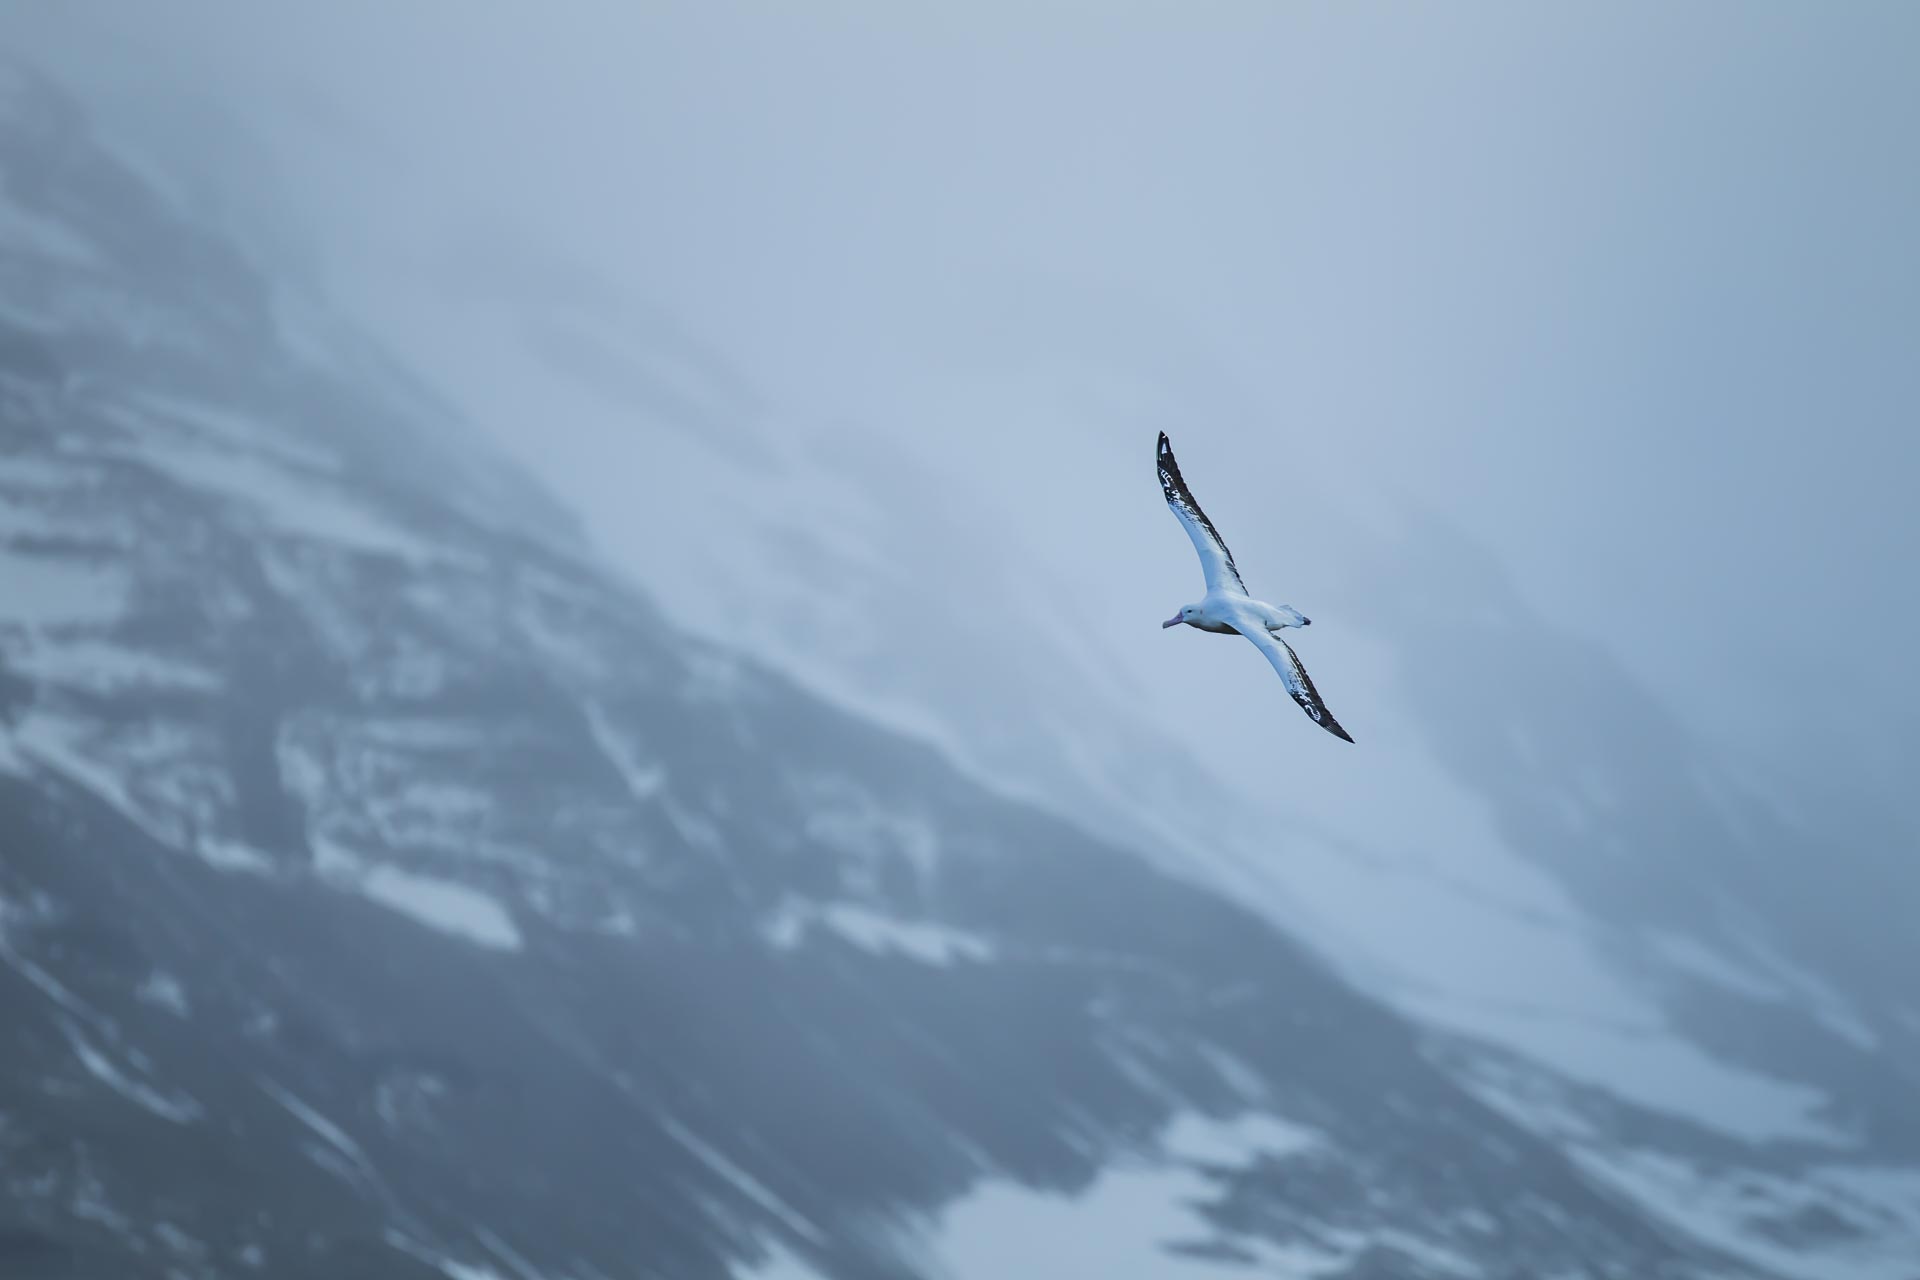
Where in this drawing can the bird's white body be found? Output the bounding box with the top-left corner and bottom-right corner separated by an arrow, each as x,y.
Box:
1155,433 -> 1353,742
1174,592 -> 1308,636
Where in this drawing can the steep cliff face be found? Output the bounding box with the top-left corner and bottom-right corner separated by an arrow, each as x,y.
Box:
0,58 -> 1911,1280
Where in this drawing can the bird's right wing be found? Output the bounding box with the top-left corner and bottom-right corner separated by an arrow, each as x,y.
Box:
1157,432 -> 1248,595
1227,613 -> 1354,742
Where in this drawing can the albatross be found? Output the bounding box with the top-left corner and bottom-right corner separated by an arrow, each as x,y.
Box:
1157,432 -> 1354,742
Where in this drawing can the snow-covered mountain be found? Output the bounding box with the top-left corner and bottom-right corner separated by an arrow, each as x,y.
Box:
3,57 -> 1916,1280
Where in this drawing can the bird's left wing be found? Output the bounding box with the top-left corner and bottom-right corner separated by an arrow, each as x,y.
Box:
1227,612 -> 1354,742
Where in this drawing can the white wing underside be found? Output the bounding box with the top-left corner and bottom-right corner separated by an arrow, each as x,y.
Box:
1171,501 -> 1242,594
1157,434 -> 1247,594
1227,611 -> 1354,742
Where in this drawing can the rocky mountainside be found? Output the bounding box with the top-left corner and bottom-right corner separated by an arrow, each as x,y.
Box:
2,58 -> 1914,1280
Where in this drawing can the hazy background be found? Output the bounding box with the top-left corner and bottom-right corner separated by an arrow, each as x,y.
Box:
7,5 -> 1920,1274
21,1 -> 1919,781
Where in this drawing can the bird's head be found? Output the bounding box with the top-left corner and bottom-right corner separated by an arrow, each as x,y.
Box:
1162,604 -> 1198,629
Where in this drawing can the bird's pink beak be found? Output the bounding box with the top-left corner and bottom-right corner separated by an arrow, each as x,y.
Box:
1162,613 -> 1183,629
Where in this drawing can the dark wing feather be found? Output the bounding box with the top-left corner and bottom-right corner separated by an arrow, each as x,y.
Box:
1157,432 -> 1247,594
1273,634 -> 1354,742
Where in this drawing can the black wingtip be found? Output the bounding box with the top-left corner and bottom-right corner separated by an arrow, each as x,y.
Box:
1158,431 -> 1172,454
1309,702 -> 1354,742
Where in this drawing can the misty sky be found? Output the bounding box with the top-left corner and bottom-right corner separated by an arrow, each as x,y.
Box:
15,1 -> 1919,796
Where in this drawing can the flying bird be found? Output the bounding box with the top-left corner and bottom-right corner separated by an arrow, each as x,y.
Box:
1157,432 -> 1353,742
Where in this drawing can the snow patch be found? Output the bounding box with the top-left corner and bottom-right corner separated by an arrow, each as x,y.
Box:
6,639 -> 220,693
1193,815 -> 1841,1144
381,1230 -> 518,1280
260,1079 -> 371,1170
62,1021 -> 202,1124
368,781 -> 499,853
152,1221 -> 205,1259
68,1168 -> 133,1236
8,711 -> 152,838
926,1110 -> 1333,1280
742,1245 -> 827,1280
359,864 -> 523,951
662,1116 -> 826,1246
585,701 -> 666,800
123,390 -> 336,472
1,933 -> 117,1038
1196,1046 -> 1269,1105
766,900 -> 995,966
135,971 -> 190,1017
1424,988 -> 1842,1145
107,426 -> 444,563
313,835 -> 520,949
1164,1110 -> 1320,1167
197,836 -> 275,875
1577,1148 -> 1920,1280
795,776 -> 942,881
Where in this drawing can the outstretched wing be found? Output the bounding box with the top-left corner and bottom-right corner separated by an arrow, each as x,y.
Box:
1157,432 -> 1247,594
1227,613 -> 1354,742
